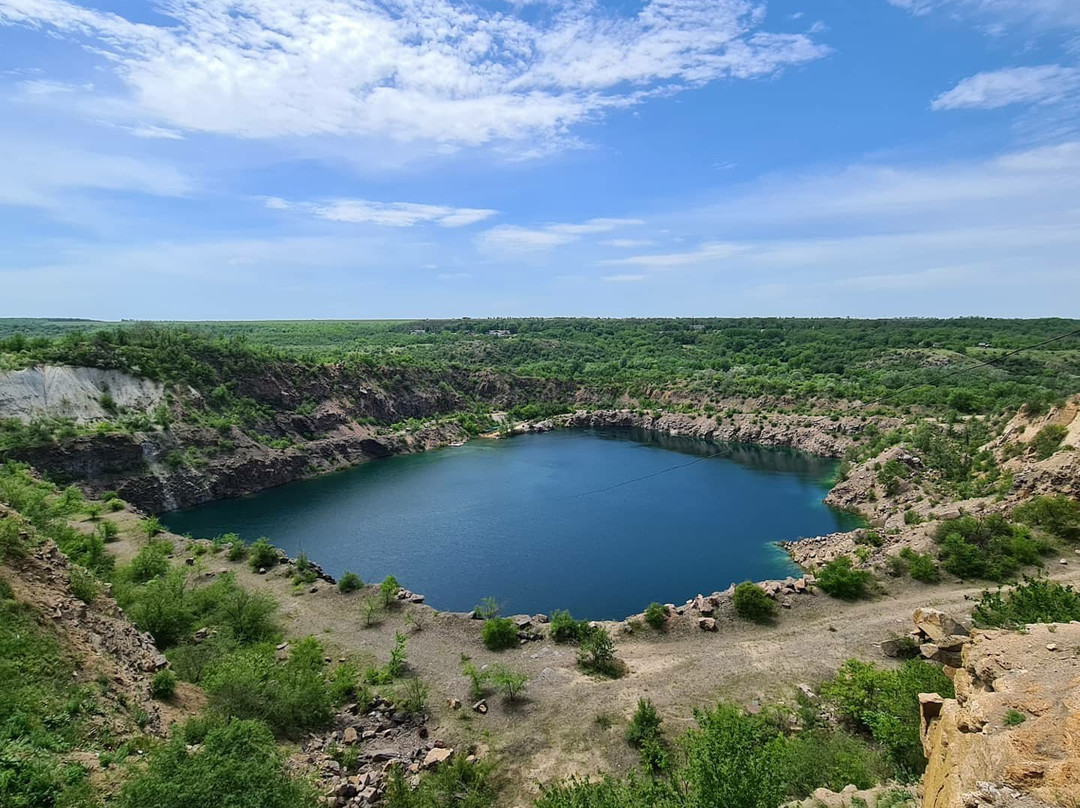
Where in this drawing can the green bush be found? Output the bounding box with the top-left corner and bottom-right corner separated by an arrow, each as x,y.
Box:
733,582 -> 776,621
142,516 -> 163,539
816,557 -> 872,600
490,666 -> 528,701
127,569 -> 195,648
626,698 -> 662,749
398,677 -> 429,714
1003,709 -> 1026,727
97,520 -> 119,542
338,572 -> 363,593
972,576 -> 1080,628
151,669 -> 178,701
203,637 -> 333,737
481,618 -> 519,651
115,719 -> 317,808
1011,495 -> 1080,542
821,658 -> 953,776
934,515 -> 1046,581
385,754 -> 495,808
69,566 -> 101,603
247,538 -> 278,571
549,610 -> 590,643
1030,424 -> 1068,460
129,540 -> 172,583
380,575 -> 401,606
898,548 -> 941,583
225,535 -> 247,562
577,626 -> 618,676
643,602 -> 668,631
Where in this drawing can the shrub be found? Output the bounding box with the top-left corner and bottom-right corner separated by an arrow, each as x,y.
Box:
380,575 -> 401,606
549,609 -> 590,643
934,515 -> 1046,581
360,597 -> 382,627
577,626 -> 618,676
385,754 -> 496,808
821,658 -> 953,776
129,540 -> 172,583
1012,495 -> 1080,542
461,661 -> 489,701
1004,709 -> 1026,727
203,637 -> 333,737
398,677 -> 428,714
482,618 -> 519,651
626,698 -> 662,749
972,577 -> 1080,628
1030,424 -> 1068,460
151,669 -> 178,701
474,596 -> 500,619
643,602 -> 668,631
97,520 -> 119,542
733,581 -> 776,621
225,535 -> 247,562
202,580 -> 278,644
115,719 -> 317,808
0,518 -> 28,561
127,569 -> 194,648
816,557 -> 872,600
248,538 -> 278,571
898,548 -> 941,583
490,666 -> 528,701
142,516 -> 163,539
69,565 -> 101,603
338,572 -> 363,593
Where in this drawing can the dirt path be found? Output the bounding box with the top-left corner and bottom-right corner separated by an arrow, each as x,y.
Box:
95,508 -> 1080,806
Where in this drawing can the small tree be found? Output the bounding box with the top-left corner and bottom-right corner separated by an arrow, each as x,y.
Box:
248,538 -> 279,571
733,581 -> 776,621
361,597 -> 382,627
338,572 -> 363,594
482,618 -> 519,651
380,575 -> 401,607
462,661 -> 489,701
626,698 -> 662,748
491,666 -> 528,701
577,626 -> 617,676
643,602 -> 668,631
549,609 -> 589,643
142,516 -> 163,539
399,677 -> 428,714
817,556 -> 872,600
151,669 -> 178,701
474,596 -> 501,619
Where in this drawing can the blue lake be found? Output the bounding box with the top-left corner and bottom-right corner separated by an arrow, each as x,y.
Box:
163,429 -> 859,619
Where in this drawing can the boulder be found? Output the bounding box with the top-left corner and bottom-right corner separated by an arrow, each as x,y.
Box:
342,727 -> 358,745
423,748 -> 453,769
472,700 -> 488,714
913,608 -> 968,643
698,617 -> 717,632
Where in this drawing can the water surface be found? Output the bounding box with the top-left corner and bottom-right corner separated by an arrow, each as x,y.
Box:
164,429 -> 858,619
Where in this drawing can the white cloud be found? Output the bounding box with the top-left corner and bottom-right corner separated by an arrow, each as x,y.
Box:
0,0 -> 828,150
600,241 -> 747,268
479,217 -> 642,251
264,197 -> 496,227
601,238 -> 657,248
888,0 -> 1080,31
0,136 -> 192,211
603,274 -> 647,282
932,65 -> 1080,110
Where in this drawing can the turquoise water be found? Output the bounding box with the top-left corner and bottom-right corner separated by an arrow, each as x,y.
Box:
163,429 -> 859,619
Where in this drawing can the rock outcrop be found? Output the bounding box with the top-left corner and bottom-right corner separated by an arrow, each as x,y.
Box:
919,623 -> 1080,808
0,365 -> 164,422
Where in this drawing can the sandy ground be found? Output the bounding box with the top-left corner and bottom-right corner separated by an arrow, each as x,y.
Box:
92,509 -> 1080,807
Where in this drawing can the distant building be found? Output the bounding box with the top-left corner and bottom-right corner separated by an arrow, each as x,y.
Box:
978,342 -> 991,348
487,329 -> 512,337
409,329 -> 427,335
690,324 -> 705,331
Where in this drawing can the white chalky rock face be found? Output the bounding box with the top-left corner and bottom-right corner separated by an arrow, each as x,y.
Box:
0,365 -> 164,423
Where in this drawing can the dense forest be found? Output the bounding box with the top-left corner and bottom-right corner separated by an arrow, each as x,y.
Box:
2,317 -> 1079,417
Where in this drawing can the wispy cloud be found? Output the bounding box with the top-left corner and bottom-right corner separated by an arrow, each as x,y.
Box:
266,197 -> 497,228
933,65 -> 1080,110
0,0 -> 828,152
600,242 -> 747,268
888,0 -> 1080,31
479,217 -> 643,252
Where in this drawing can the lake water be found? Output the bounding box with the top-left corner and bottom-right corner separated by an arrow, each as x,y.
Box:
163,429 -> 859,619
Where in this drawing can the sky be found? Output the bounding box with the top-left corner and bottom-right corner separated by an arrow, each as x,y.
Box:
1,0 -> 1079,319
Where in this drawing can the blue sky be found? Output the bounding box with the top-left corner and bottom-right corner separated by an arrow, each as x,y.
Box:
1,0 -> 1078,319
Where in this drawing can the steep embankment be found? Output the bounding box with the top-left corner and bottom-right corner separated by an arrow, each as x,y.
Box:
920,623 -> 1080,808
1,363 -> 575,512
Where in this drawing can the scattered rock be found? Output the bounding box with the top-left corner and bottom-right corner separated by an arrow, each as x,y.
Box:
423,748 -> 453,769
697,617 -> 717,632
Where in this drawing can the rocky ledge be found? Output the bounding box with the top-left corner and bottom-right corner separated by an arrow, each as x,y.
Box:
560,409 -> 895,458
919,622 -> 1080,808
